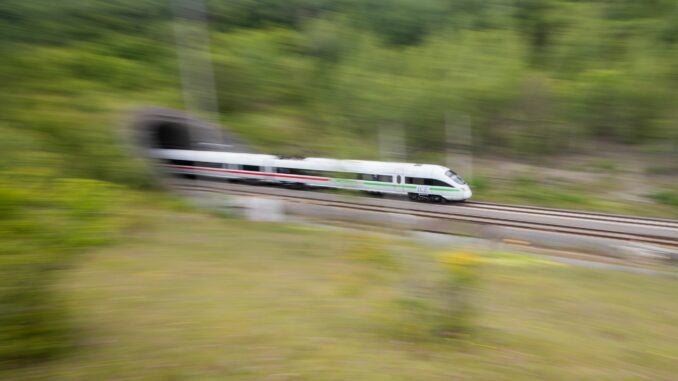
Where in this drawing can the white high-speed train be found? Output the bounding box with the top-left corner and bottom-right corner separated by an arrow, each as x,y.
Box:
152,149 -> 472,202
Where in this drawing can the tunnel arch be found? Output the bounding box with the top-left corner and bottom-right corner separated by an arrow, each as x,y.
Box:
128,107 -> 252,153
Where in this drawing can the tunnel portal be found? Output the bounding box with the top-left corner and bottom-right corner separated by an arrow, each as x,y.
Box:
129,107 -> 251,153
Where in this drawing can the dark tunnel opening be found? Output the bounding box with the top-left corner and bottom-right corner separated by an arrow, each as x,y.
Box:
131,107 -> 252,154
150,122 -> 193,149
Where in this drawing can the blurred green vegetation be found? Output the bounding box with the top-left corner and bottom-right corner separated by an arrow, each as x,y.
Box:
0,170 -> 131,363
470,173 -> 672,216
393,251 -> 483,340
3,210 -> 676,380
1,0 -> 678,368
649,190 -> 678,207
3,0 -> 678,159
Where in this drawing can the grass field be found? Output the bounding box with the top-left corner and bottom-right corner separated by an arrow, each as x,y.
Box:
4,209 -> 677,381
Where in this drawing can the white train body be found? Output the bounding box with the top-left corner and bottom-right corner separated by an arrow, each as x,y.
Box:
151,149 -> 472,201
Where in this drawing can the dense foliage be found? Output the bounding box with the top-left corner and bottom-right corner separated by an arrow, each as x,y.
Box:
2,0 -> 677,159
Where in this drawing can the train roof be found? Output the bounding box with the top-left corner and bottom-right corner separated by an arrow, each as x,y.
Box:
151,149 -> 450,176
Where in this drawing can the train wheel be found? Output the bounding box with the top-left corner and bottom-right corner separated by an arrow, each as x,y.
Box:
416,195 -> 429,202
430,195 -> 445,203
408,193 -> 418,201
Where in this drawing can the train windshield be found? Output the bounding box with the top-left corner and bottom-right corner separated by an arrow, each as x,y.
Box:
445,170 -> 466,185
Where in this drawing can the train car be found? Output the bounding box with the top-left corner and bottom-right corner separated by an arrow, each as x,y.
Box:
151,149 -> 472,202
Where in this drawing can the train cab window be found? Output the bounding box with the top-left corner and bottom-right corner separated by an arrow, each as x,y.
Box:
242,165 -> 261,172
445,170 -> 467,185
424,179 -> 451,187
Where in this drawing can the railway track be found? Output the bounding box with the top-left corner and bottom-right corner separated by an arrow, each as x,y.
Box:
169,179 -> 678,249
462,201 -> 678,229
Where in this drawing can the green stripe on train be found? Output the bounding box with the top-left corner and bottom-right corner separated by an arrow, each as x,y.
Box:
430,187 -> 460,192
364,182 -> 416,189
331,180 -> 457,192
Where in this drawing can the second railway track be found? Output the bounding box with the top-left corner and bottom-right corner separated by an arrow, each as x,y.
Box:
169,178 -> 678,249
461,201 -> 678,229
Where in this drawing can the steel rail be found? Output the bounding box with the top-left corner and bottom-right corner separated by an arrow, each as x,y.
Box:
171,180 -> 678,248
461,201 -> 678,228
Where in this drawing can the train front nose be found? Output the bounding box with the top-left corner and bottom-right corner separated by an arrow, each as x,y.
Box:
462,185 -> 472,199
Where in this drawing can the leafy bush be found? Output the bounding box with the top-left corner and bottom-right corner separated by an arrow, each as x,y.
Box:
435,252 -> 482,337
392,251 -> 482,340
648,190 -> 678,207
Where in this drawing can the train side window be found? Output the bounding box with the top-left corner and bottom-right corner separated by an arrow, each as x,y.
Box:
319,171 -> 343,178
195,161 -> 221,168
286,168 -> 315,176
396,175 -> 401,184
332,171 -> 353,179
405,177 -> 425,185
170,160 -> 193,166
424,179 -> 450,186
276,167 -> 324,177
242,165 -> 261,172
358,174 -> 385,181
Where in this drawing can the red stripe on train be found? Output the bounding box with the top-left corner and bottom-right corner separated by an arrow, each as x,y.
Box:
166,164 -> 331,182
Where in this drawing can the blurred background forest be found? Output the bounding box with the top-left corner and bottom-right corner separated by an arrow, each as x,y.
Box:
1,0 -> 678,373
